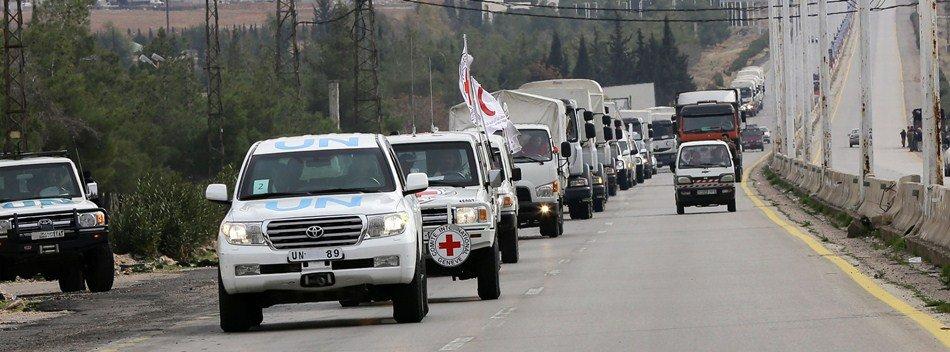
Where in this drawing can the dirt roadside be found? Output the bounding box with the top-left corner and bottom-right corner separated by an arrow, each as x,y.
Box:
0,268 -> 216,352
748,159 -> 950,325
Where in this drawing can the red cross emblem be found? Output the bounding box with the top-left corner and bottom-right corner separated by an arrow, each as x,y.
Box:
438,234 -> 462,257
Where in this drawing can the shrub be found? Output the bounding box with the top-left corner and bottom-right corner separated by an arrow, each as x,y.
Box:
111,167 -> 231,262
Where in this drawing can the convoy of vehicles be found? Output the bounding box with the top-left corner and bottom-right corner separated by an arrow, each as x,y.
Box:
0,151 -> 113,294
389,132 -> 503,302
674,141 -> 738,214
205,134 -> 431,331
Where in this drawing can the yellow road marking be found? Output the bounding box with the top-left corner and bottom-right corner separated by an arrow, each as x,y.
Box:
741,154 -> 950,347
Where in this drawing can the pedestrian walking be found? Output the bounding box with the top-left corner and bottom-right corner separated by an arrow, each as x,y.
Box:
900,129 -> 906,148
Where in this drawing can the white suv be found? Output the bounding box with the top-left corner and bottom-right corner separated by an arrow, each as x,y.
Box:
205,134 -> 430,332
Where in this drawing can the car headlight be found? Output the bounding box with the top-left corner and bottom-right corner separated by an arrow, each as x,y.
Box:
720,174 -> 736,183
568,177 -> 588,187
605,166 -> 615,175
78,211 -> 107,228
220,222 -> 265,245
454,206 -> 489,224
593,176 -> 604,185
498,194 -> 514,208
0,219 -> 12,235
536,182 -> 557,198
366,212 -> 409,238
676,176 -> 692,184
615,159 -> 625,170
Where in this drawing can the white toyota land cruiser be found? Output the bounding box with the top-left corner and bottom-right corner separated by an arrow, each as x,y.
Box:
205,134 -> 431,332
389,132 -> 503,301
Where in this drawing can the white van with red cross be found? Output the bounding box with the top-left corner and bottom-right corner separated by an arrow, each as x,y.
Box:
389,132 -> 503,301
205,133 -> 431,332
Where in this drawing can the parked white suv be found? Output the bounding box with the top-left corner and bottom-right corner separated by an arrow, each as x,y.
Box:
206,134 -> 430,332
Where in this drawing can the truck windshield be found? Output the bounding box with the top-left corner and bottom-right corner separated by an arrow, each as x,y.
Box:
393,142 -> 479,187
628,120 -> 643,140
610,143 -> 620,158
738,87 -> 752,101
0,162 -> 82,203
741,128 -> 763,139
681,114 -> 735,133
238,148 -> 396,200
678,145 -> 732,169
652,121 -> 675,139
512,129 -> 553,163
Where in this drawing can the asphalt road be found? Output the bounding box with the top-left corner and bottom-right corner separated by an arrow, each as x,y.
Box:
81,150 -> 944,351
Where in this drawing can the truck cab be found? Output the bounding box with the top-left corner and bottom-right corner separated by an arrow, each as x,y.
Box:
389,132 -> 503,301
674,141 -> 737,214
648,106 -> 677,170
205,133 -> 431,332
674,90 -> 745,179
0,151 -> 113,294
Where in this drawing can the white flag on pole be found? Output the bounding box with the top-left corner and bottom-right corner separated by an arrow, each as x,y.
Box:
457,35 -> 522,153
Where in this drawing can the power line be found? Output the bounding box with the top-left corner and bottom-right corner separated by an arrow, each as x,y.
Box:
297,8 -> 356,25
462,0 -> 853,13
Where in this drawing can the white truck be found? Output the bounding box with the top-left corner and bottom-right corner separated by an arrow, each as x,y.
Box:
389,132 -> 503,301
205,134 -> 431,332
520,79 -> 610,213
486,133 -> 522,263
673,140 -> 738,214
648,106 -> 677,170
0,151 -> 113,293
448,89 -> 571,234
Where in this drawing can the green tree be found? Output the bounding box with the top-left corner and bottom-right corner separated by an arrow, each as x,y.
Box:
572,36 -> 594,79
545,31 -> 568,76
605,20 -> 633,85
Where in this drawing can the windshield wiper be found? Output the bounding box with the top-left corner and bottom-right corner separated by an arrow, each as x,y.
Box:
515,155 -> 548,164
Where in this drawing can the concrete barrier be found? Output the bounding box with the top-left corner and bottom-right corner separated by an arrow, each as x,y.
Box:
856,177 -> 898,222
883,181 -> 924,235
912,186 -> 950,266
844,174 -> 863,211
807,165 -> 823,195
816,170 -> 839,204
828,171 -> 852,209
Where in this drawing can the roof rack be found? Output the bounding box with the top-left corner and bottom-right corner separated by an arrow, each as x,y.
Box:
0,150 -> 69,160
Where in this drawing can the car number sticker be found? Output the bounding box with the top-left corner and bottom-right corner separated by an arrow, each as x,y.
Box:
427,224 -> 471,268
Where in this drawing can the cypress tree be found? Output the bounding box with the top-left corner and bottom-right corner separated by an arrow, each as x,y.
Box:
606,20 -> 632,85
546,31 -> 568,76
572,36 -> 594,79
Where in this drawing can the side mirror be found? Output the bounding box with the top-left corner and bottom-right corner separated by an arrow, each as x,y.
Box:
510,167 -> 522,181
205,184 -> 230,204
740,111 -> 747,123
615,128 -> 624,139
583,111 -> 594,121
602,115 -> 611,125
603,126 -> 614,140
404,172 -> 429,194
86,182 -> 99,200
584,123 -> 596,140
488,169 -> 503,188
560,141 -> 572,157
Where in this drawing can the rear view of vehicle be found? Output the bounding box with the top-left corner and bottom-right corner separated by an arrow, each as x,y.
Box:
206,134 -> 431,332
741,125 -> 765,151
0,152 -> 113,294
674,141 -> 737,214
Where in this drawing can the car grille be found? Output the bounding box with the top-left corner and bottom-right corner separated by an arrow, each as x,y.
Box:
11,212 -> 76,232
265,216 -> 364,249
516,187 -> 531,202
421,207 -> 449,228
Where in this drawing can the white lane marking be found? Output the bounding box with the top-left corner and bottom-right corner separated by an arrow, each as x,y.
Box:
596,230 -> 606,234
482,307 -> 517,329
440,337 -> 475,351
525,286 -> 545,295
605,222 -> 614,226
578,247 -> 588,252
491,307 -> 516,319
545,269 -> 561,276
558,258 -> 571,265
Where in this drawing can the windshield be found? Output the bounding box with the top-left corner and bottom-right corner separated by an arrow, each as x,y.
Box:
618,140 -> 629,151
739,87 -> 752,100
653,122 -> 675,139
512,129 -> 553,163
628,120 -> 643,140
681,114 -> 736,133
636,140 -> 647,151
238,149 -> 395,200
393,142 -> 479,187
610,144 -> 620,158
741,128 -> 763,139
0,162 -> 82,203
678,145 -> 733,169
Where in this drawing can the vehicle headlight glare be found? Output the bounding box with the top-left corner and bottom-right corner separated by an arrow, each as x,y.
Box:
455,206 -> 488,224
367,212 -> 409,238
220,222 -> 265,245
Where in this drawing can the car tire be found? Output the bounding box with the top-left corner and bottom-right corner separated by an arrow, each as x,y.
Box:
0,260 -> 15,282
569,200 -> 593,220
218,271 -> 263,332
83,244 -> 115,293
339,299 -> 361,307
619,175 -> 631,190
593,198 -> 605,212
676,202 -> 685,215
608,181 -> 618,196
499,220 -> 519,264
58,264 -> 85,293
539,203 -> 563,238
727,198 -> 737,212
636,166 -> 645,184
392,257 -> 428,323
477,242 -> 501,301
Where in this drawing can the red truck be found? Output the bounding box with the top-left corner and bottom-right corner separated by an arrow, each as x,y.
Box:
672,89 -> 747,179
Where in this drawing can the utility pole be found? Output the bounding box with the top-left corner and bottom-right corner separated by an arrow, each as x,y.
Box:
275,0 -> 301,96
818,0 -> 831,169
919,0 -> 944,214
166,0 -> 171,33
772,0 -> 787,155
798,0 -> 811,161
3,0 -> 26,153
428,56 -> 434,132
329,81 -> 340,131
351,0 -> 382,133
858,0 -> 874,193
783,0 -> 795,156
205,0 -> 224,171
409,31 -> 416,134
